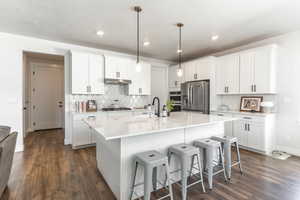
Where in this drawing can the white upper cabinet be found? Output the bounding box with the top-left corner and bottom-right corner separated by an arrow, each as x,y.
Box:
217,44 -> 277,95
240,51 -> 255,93
71,51 -> 104,94
253,45 -> 277,94
71,51 -> 89,94
89,54 -> 105,94
105,55 -> 130,80
128,62 -> 151,96
216,54 -> 240,94
168,65 -> 183,90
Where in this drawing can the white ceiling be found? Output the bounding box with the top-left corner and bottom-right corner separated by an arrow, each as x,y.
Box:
1,0 -> 300,61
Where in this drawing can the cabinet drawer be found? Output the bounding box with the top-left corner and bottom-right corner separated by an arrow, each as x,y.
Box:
233,114 -> 265,123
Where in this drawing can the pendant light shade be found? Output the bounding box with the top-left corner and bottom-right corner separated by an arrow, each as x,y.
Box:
134,6 -> 142,72
177,23 -> 184,77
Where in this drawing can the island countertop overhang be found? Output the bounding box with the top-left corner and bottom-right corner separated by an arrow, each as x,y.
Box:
83,112 -> 237,140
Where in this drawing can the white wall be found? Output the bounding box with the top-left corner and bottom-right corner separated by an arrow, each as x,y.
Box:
0,32 -> 171,152
214,31 -> 300,155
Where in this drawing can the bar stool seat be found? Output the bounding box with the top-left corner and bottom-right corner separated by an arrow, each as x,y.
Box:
194,139 -> 228,190
169,143 -> 199,156
211,136 -> 243,179
130,150 -> 173,200
168,143 -> 206,200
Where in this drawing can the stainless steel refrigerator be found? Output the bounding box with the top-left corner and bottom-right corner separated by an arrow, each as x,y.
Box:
181,80 -> 210,114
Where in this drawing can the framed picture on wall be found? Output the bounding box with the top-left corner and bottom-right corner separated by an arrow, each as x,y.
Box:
240,96 -> 263,112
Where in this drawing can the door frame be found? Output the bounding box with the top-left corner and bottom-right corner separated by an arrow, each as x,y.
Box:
29,62 -> 64,131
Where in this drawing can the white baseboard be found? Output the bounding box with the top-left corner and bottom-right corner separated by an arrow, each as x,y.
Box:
276,145 -> 300,157
15,144 -> 24,152
64,139 -> 71,145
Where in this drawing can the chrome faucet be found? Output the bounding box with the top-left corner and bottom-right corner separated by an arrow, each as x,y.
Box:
152,97 -> 160,117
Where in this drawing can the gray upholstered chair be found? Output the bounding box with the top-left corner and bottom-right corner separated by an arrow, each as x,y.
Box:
0,126 -> 17,197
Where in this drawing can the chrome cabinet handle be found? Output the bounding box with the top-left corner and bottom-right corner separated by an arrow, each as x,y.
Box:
248,124 -> 250,131
116,72 -> 120,78
251,85 -> 254,92
254,85 -> 256,92
243,117 -> 252,120
175,81 -> 178,86
194,73 -> 198,79
244,124 -> 247,131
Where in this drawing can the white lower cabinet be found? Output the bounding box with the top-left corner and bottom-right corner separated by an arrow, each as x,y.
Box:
212,111 -> 275,155
72,113 -> 100,148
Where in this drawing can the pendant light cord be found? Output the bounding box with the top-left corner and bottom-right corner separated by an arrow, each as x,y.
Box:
179,25 -> 182,69
137,8 -> 140,64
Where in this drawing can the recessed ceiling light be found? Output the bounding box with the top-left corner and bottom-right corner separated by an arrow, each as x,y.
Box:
177,49 -> 183,53
143,41 -> 150,46
211,35 -> 219,41
96,30 -> 105,37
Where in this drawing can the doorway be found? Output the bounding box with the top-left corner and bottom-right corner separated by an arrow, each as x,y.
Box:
23,52 -> 64,136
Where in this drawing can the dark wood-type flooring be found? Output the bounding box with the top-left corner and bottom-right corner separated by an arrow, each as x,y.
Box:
1,129 -> 300,200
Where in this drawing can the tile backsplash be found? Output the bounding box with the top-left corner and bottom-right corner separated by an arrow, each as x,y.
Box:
217,94 -> 277,112
71,84 -> 151,111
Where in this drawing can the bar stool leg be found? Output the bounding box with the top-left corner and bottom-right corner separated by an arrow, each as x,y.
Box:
130,161 -> 138,200
206,148 -> 214,190
144,166 -> 153,200
152,167 -> 157,191
224,143 -> 232,180
180,157 -> 188,200
219,146 -> 228,182
164,163 -> 174,200
196,153 -> 206,193
235,141 -> 243,175
189,154 -> 195,178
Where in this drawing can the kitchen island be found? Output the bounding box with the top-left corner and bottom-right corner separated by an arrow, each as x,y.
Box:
84,111 -> 236,200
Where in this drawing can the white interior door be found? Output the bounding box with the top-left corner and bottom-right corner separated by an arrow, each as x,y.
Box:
31,63 -> 64,131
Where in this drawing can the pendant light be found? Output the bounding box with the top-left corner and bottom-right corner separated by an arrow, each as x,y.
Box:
134,6 -> 142,72
177,23 -> 184,77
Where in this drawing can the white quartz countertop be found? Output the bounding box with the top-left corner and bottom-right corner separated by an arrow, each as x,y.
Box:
83,111 -> 237,140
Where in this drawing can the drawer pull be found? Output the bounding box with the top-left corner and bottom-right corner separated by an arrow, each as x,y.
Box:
243,117 -> 252,120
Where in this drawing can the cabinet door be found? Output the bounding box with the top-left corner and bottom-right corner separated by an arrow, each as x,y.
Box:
240,51 -> 255,94
73,120 -> 91,147
216,56 -> 228,94
247,122 -> 264,151
195,58 -> 212,80
118,57 -> 130,80
104,55 -> 117,79
89,54 -> 104,94
183,62 -> 194,82
253,47 -> 275,93
141,63 -> 151,95
226,54 -> 240,94
71,51 -> 89,94
168,66 -> 177,89
233,120 -> 247,146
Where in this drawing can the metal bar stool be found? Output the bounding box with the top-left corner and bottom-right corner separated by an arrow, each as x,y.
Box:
130,150 -> 173,200
167,143 -> 206,200
194,138 -> 228,190
211,136 -> 243,179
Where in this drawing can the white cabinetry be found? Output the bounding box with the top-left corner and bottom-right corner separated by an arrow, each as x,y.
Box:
211,111 -> 275,155
71,113 -> 105,148
216,44 -> 277,95
240,45 -> 277,94
168,65 -> 183,90
233,114 -> 275,154
104,55 -> 130,80
216,54 -> 240,94
71,51 -> 104,94
129,62 -> 151,95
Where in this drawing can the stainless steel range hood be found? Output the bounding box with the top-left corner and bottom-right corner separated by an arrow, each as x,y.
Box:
104,78 -> 132,85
